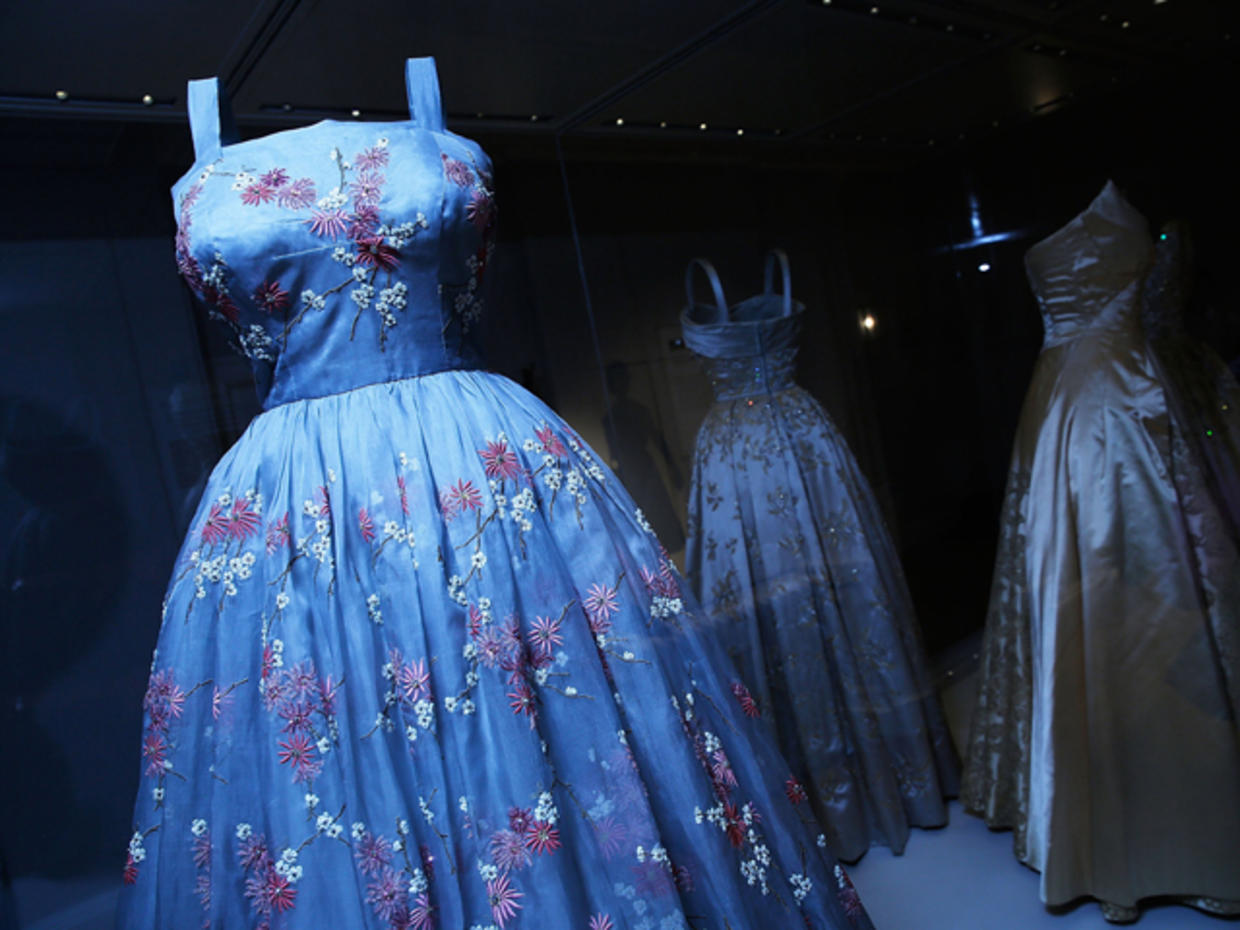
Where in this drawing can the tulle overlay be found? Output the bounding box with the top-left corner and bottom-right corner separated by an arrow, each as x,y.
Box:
118,370 -> 872,929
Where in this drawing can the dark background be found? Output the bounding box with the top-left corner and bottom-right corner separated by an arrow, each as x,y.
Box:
1,0 -> 1237,917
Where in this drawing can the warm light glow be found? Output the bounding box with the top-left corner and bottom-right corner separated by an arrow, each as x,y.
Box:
978,262 -> 992,272
736,128 -> 744,136
351,109 -> 361,118
861,314 -> 877,333
699,122 -> 708,130
55,89 -> 68,100
616,118 -> 624,126
142,94 -> 154,106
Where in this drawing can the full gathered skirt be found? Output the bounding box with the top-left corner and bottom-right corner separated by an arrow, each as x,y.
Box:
115,371 -> 872,930
686,385 -> 959,863
962,320 -> 1240,909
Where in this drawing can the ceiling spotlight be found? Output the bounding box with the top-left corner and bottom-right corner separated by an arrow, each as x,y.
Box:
659,120 -> 668,128
1100,13 -> 1109,21
736,128 -> 744,136
351,108 -> 361,118
282,102 -> 293,111
615,117 -> 625,126
699,122 -> 708,130
1121,20 -> 1131,27
530,114 -> 539,121
978,262 -> 992,272
821,0 -> 832,5
55,89 -> 68,100
870,5 -> 879,13
860,313 -> 877,333
141,94 -> 154,106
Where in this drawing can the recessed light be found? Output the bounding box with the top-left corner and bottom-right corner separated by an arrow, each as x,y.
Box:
736,128 -> 744,136
351,108 -> 361,118
699,122 -> 707,130
615,117 -> 624,126
55,89 -> 68,100
142,94 -> 154,106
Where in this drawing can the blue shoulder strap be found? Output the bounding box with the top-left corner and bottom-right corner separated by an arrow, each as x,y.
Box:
187,77 -> 238,162
685,258 -> 728,322
763,249 -> 793,316
405,57 -> 445,131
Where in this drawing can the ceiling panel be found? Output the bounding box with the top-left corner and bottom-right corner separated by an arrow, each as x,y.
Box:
232,0 -> 746,119
0,0 -> 261,103
586,4 -> 980,133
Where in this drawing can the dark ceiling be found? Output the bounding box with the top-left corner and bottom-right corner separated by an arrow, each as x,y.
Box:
1,0 -> 1236,163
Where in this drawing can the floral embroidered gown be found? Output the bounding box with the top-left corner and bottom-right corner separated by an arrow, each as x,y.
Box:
114,60 -> 873,930
681,255 -> 958,863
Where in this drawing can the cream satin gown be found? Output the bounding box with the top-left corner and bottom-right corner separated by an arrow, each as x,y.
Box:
962,181 -> 1240,913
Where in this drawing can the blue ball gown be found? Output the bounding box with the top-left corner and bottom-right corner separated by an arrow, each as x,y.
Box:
114,59 -> 873,930
681,255 -> 958,863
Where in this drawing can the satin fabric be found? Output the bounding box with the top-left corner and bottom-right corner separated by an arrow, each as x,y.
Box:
963,181 -> 1240,909
682,261 -> 958,864
114,61 -> 873,929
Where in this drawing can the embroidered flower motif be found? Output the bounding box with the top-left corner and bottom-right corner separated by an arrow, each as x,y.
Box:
265,512 -> 290,553
466,188 -> 494,231
358,507 -> 376,543
584,582 -> 619,631
785,776 -> 808,804
523,819 -> 561,855
306,208 -> 349,239
349,171 -> 385,206
241,181 -> 276,206
489,829 -> 532,871
354,235 -> 400,271
253,280 -> 290,313
589,915 -> 615,930
478,439 -> 521,481
534,426 -> 568,459
277,177 -> 316,209
228,498 -> 261,540
529,615 -> 563,657
354,832 -> 393,876
442,153 -> 475,188
440,479 -> 481,519
396,656 -> 431,704
730,680 -> 761,718
486,872 -> 523,928
507,680 -> 536,723
276,733 -> 321,783
355,145 -> 390,171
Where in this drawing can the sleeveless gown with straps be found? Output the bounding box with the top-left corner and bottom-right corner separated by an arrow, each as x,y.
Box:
681,253 -> 959,864
114,60 -> 874,929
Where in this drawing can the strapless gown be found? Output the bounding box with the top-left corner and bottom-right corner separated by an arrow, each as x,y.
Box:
962,181 -> 1240,915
